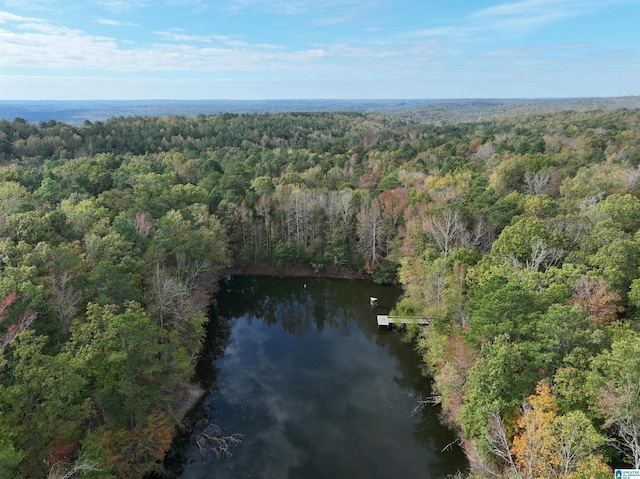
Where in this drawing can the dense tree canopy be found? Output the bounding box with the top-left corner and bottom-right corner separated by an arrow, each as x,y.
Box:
0,107 -> 639,477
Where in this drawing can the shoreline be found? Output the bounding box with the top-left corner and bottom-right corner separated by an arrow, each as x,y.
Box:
174,382 -> 208,420
219,262 -> 371,281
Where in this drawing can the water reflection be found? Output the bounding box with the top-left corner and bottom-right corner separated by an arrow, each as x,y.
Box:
218,276 -> 359,337
162,276 -> 466,479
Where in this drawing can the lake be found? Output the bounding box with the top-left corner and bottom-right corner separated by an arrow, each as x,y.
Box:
162,276 -> 467,479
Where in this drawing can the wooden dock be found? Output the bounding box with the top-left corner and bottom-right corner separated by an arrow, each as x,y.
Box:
376,315 -> 430,328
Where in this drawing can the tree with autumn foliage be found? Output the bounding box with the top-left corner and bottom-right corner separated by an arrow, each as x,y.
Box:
510,381 -> 606,479
0,292 -> 36,351
570,276 -> 623,326
588,331 -> 640,469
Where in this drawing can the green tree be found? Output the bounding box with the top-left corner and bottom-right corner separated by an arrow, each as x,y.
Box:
0,181 -> 32,217
459,334 -> 543,443
59,197 -> 110,237
534,304 -> 598,373
251,176 -> 275,196
0,333 -> 90,478
86,261 -> 141,306
466,275 -> 539,346
588,332 -> 640,468
69,302 -> 185,477
491,216 -> 566,271
153,207 -> 229,271
591,194 -> 640,233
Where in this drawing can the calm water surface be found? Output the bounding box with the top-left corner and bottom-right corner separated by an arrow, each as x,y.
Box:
163,276 -> 466,479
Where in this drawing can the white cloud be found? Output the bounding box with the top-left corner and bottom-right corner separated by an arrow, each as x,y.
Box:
553,43 -> 593,50
1,2 -> 637,100
224,0 -> 377,16
322,38 -> 444,64
0,11 -> 329,72
414,0 -> 633,40
1,0 -> 58,12
151,29 -> 284,50
153,29 -> 217,43
470,0 -> 586,33
471,0 -> 577,18
95,17 -> 139,26
94,0 -> 149,13
0,11 -> 44,24
228,0 -> 384,31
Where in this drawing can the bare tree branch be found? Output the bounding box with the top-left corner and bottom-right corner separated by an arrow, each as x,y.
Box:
47,455 -> 102,479
196,424 -> 244,459
524,171 -> 551,195
410,395 -> 440,417
422,209 -> 466,257
486,411 -> 520,477
49,271 -> 81,337
131,211 -> 153,237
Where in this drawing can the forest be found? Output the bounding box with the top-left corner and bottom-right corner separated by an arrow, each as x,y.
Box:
0,106 -> 639,478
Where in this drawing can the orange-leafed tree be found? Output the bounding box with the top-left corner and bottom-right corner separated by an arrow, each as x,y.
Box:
511,380 -> 605,479
511,381 -> 558,479
570,276 -> 622,326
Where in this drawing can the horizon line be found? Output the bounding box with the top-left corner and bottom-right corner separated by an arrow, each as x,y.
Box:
2,96 -> 639,103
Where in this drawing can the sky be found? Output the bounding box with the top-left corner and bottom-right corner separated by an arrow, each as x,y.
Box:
0,0 -> 638,100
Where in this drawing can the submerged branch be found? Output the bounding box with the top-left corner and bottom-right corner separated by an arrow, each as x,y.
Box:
411,394 -> 440,416
196,424 -> 244,459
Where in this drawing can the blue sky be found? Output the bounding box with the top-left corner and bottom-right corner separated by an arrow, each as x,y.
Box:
0,0 -> 638,100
